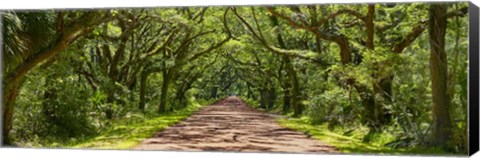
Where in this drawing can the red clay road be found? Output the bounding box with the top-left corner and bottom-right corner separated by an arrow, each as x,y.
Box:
134,96 -> 339,153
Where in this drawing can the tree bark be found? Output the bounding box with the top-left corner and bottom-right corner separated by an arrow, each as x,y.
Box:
286,60 -> 302,117
269,15 -> 299,115
210,86 -> 218,99
267,84 -> 276,109
365,4 -> 393,131
259,84 -> 268,109
139,71 -> 149,112
2,80 -> 21,145
282,86 -> 291,114
428,3 -> 453,148
177,91 -> 188,109
374,74 -> 394,125
176,80 -> 195,109
246,82 -> 254,99
159,70 -> 173,113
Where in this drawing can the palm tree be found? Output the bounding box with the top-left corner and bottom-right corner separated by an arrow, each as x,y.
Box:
1,10 -> 111,145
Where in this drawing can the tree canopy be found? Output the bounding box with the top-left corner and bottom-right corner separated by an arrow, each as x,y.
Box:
1,2 -> 469,154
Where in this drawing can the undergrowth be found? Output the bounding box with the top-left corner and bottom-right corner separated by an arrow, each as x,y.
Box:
41,99 -> 217,149
277,117 -> 459,155
241,97 -> 460,156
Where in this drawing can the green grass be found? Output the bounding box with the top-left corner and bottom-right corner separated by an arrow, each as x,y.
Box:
277,117 -> 461,156
54,100 -> 212,149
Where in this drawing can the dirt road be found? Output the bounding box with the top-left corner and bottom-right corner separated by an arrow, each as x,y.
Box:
134,96 -> 338,153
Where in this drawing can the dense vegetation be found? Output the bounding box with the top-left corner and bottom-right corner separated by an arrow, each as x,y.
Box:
1,2 -> 468,154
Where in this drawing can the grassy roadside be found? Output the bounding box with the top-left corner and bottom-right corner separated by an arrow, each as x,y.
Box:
56,99 -> 216,150
240,97 -> 459,156
278,117 -> 460,156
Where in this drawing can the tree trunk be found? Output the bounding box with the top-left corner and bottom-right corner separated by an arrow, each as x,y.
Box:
282,86 -> 291,114
374,74 -> 394,125
159,70 -> 173,113
267,84 -> 276,109
428,3 -> 452,148
139,71 -> 149,112
353,84 -> 376,127
269,15 -> 299,115
175,85 -> 191,109
2,80 -> 21,145
210,86 -> 218,99
246,83 -> 253,99
287,63 -> 302,117
127,78 -> 137,103
366,4 -> 394,131
259,86 -> 267,109
177,93 -> 187,109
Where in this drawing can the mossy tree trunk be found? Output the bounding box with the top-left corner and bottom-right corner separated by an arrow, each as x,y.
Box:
428,3 -> 453,148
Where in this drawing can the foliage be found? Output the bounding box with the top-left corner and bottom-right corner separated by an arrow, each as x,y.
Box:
2,2 -> 469,155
